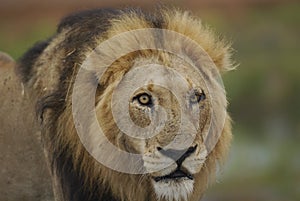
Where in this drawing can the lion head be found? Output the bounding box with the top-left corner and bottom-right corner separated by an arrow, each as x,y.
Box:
18,8 -> 234,201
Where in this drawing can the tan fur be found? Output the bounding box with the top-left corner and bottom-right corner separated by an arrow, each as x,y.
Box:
0,53 -> 53,200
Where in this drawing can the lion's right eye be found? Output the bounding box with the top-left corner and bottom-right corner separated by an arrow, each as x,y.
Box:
135,93 -> 153,107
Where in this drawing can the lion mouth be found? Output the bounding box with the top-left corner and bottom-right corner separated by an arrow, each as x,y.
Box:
153,169 -> 193,182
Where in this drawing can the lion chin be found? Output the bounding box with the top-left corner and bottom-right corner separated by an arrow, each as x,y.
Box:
0,7 -> 234,201
151,168 -> 195,201
153,179 -> 194,201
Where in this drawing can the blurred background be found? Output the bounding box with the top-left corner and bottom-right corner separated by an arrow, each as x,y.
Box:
0,0 -> 299,200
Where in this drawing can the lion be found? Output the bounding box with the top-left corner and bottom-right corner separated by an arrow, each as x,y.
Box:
0,8 -> 234,201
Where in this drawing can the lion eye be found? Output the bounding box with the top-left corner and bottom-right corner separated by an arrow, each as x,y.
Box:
190,90 -> 206,104
136,93 -> 152,106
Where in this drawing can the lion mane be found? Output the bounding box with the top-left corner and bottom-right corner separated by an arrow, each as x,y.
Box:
2,8 -> 234,201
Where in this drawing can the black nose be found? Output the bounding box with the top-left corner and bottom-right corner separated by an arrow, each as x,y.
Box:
157,145 -> 197,166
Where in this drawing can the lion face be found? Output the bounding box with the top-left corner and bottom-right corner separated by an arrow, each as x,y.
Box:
93,56 -> 214,201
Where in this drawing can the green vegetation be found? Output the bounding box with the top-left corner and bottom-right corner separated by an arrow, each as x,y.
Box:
0,20 -> 56,59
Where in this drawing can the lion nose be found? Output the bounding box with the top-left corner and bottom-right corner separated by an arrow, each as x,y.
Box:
157,145 -> 197,166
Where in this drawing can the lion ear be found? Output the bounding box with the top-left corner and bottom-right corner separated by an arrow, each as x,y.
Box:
0,51 -> 15,67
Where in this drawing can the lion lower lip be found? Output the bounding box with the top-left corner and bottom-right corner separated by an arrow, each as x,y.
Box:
153,169 -> 193,182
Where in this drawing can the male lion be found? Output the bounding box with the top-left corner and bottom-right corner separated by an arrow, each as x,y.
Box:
0,8 -> 234,201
